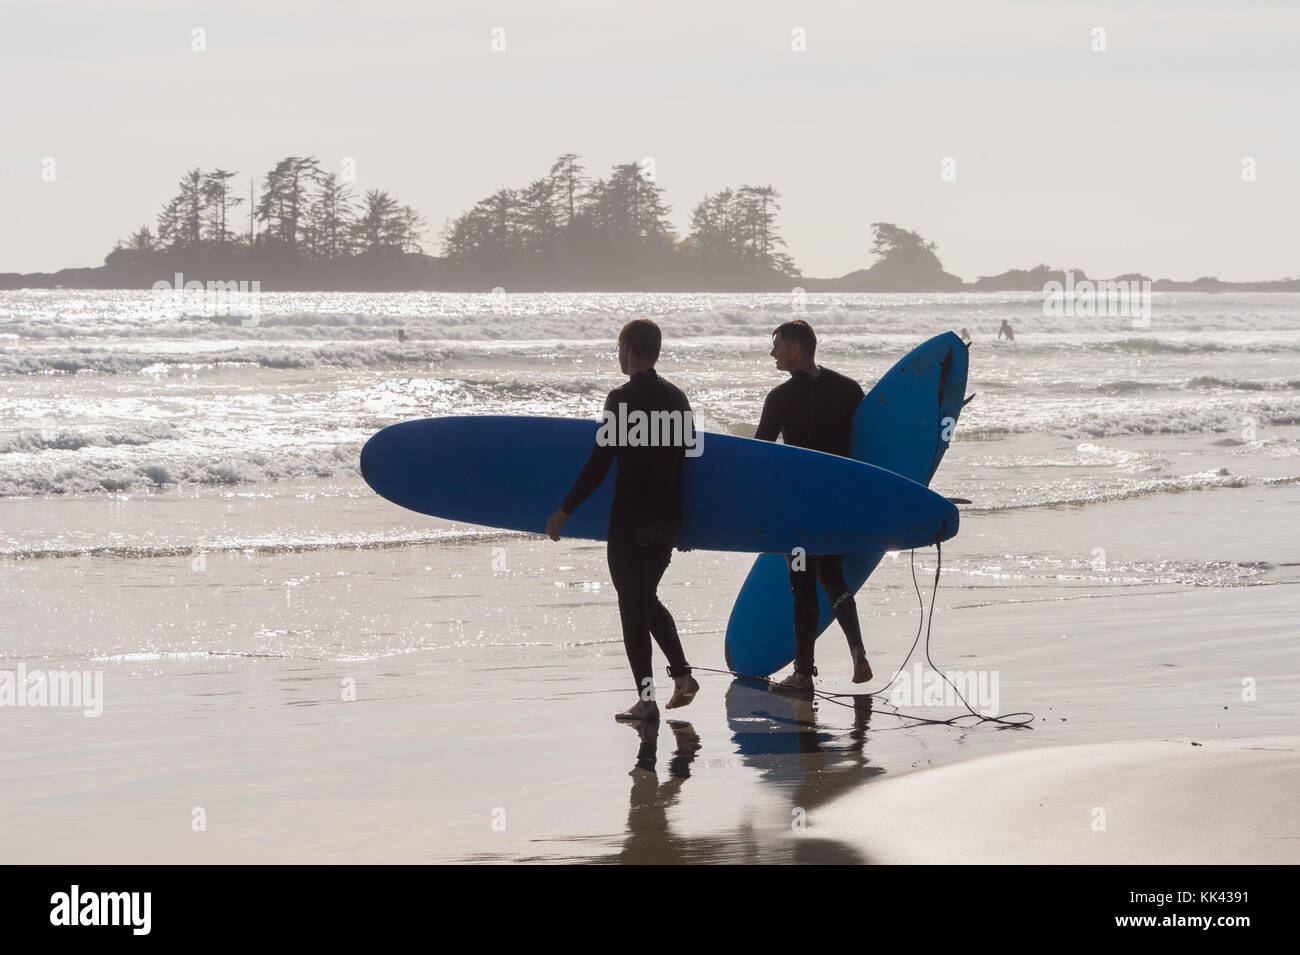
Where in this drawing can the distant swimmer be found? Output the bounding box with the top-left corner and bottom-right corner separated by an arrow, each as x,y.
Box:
397,328 -> 408,343
546,318 -> 699,722
997,319 -> 1015,342
959,327 -> 971,344
754,319 -> 872,697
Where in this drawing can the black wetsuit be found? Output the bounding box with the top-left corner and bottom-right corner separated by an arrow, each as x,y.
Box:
755,366 -> 866,675
561,368 -> 693,696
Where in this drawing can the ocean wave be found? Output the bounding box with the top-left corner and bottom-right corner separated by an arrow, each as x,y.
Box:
0,343 -> 458,375
1091,377 -> 1300,394
1183,376 -> 1300,392
947,554 -> 1275,588
961,470 -> 1300,513
0,525 -> 528,560
993,337 -> 1300,356
1088,379 -> 1165,395
0,421 -> 179,454
956,401 -> 1300,439
1211,436 -> 1300,457
0,442 -> 365,497
462,376 -> 609,398
89,649 -> 299,662
966,443 -> 1170,472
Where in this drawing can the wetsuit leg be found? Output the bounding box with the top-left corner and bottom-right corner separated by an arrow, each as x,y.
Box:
608,529 -> 689,698
815,555 -> 865,652
642,532 -> 690,678
608,530 -> 655,698
786,554 -> 820,674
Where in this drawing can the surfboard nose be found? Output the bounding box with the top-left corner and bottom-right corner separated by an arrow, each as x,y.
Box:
359,430 -> 384,484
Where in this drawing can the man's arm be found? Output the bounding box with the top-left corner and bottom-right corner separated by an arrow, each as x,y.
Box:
547,393 -> 617,540
754,391 -> 782,442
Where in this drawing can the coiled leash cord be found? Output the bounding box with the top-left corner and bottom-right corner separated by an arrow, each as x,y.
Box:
694,539 -> 1036,729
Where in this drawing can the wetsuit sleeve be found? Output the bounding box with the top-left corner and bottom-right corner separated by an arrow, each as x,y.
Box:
754,391 -> 781,442
560,393 -> 617,515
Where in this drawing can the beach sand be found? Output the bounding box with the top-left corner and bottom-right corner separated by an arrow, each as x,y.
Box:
815,735 -> 1300,864
2,472 -> 1298,864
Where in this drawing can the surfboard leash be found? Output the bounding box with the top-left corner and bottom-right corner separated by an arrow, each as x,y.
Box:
697,536 -> 1035,729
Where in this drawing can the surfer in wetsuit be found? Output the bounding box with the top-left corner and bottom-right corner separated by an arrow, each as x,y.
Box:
754,320 -> 872,696
546,318 -> 700,722
998,319 -> 1015,342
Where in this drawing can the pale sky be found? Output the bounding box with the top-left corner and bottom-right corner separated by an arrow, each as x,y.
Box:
2,0 -> 1297,281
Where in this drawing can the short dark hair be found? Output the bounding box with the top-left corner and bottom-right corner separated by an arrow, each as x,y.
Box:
619,318 -> 662,363
773,319 -> 816,357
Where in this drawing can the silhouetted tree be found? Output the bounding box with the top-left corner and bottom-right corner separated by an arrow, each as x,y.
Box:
155,198 -> 184,252
689,184 -> 795,274
584,163 -> 672,244
396,205 -> 426,254
255,156 -> 322,252
203,169 -> 243,246
871,222 -> 936,257
307,173 -> 356,260
175,168 -> 206,249
519,176 -> 561,258
549,153 -> 587,232
127,225 -> 155,251
353,189 -> 421,253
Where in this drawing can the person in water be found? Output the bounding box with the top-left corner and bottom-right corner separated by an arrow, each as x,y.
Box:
997,319 -> 1015,342
754,319 -> 872,697
959,327 -> 971,345
547,318 -> 700,721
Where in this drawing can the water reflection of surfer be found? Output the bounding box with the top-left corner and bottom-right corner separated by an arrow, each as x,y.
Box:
617,720 -> 700,864
614,712 -> 867,863
724,678 -> 882,814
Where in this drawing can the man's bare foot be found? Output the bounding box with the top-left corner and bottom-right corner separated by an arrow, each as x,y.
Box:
615,699 -> 660,722
665,674 -> 699,709
851,646 -> 873,683
770,670 -> 814,698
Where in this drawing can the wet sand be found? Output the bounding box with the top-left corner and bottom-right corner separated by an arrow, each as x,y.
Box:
2,478 -> 1298,863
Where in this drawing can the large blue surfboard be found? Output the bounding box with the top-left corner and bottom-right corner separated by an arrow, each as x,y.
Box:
724,333 -> 970,676
360,415 -> 959,554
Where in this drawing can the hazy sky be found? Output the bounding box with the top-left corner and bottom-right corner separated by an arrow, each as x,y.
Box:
3,0 -> 1297,280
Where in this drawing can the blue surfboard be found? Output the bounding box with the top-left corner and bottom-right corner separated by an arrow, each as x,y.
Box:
360,415 -> 959,554
724,333 -> 970,676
